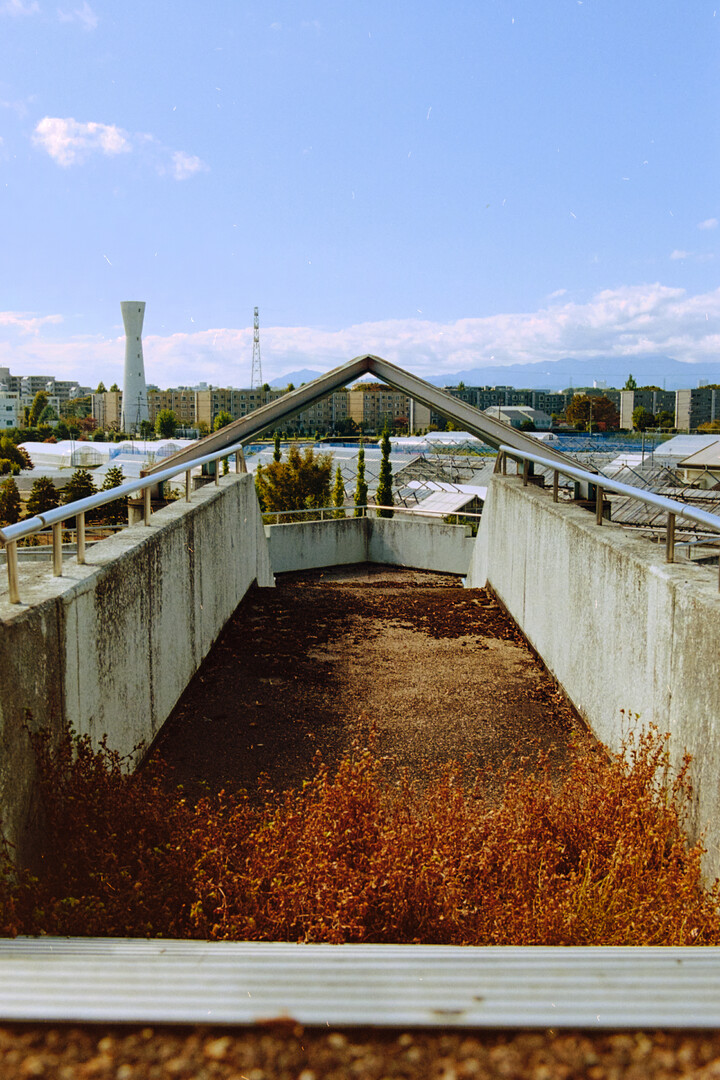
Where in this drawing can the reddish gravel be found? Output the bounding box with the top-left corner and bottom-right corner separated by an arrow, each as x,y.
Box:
154,565 -> 593,803
4,1024 -> 720,1079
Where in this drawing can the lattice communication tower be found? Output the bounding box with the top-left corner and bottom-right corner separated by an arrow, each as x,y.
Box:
250,306 -> 263,388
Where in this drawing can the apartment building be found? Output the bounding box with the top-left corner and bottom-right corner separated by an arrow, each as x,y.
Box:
434,386 -> 573,427
0,391 -> 19,430
619,389 -> 676,429
0,367 -> 87,402
148,389 -> 197,427
675,387 -> 719,431
91,391 -> 123,430
346,383 -> 430,431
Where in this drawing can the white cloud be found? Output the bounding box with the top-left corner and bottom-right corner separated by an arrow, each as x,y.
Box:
32,116 -> 130,166
1,0 -> 39,15
171,150 -> 208,180
0,310 -> 63,334
3,284 -> 720,386
31,116 -> 207,179
698,218 -> 718,230
547,289 -> 567,299
670,249 -> 714,263
57,1 -> 97,29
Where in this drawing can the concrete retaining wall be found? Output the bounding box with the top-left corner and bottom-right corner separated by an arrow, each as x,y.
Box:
265,516 -> 476,576
0,474 -> 273,864
468,475 -> 720,877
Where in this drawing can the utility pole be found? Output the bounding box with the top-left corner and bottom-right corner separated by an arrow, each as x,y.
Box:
250,306 -> 263,389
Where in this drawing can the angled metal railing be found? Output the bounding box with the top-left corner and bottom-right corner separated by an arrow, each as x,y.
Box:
260,504 -> 483,524
499,444 -> 720,587
0,443 -> 247,605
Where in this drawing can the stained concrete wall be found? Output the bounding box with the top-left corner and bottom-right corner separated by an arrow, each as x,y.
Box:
468,475 -> 720,877
265,516 -> 476,576
0,473 -> 273,864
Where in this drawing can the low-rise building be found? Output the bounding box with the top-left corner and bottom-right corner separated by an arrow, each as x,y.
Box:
92,391 -> 123,430
483,405 -> 552,430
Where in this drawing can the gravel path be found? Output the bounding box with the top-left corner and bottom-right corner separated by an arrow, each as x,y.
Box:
4,1024 -> 720,1078
154,564 -> 593,801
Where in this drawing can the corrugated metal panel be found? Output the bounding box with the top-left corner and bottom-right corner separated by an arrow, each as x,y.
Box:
2,940 -> 720,1028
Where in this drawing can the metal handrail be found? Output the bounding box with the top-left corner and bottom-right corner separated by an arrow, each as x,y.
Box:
0,443 -> 247,604
498,444 -> 720,588
263,505 -> 483,524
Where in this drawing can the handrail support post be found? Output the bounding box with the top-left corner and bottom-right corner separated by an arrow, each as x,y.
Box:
77,512 -> 86,565
143,487 -> 151,526
52,523 -> 63,576
666,512 -> 676,563
6,541 -> 20,603
553,470 -> 559,503
596,484 -> 604,525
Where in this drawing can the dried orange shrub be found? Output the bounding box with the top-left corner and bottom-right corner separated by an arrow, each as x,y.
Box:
1,724 -> 718,944
2,728 -> 200,938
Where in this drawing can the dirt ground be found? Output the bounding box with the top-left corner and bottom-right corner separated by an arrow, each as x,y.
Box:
154,564 -> 594,801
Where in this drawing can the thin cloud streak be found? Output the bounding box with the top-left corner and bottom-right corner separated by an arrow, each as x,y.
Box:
1,285 -> 719,386
1,0 -> 39,15
57,1 -> 98,29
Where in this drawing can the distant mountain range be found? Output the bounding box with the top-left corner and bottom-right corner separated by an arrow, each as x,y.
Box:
270,355 -> 720,393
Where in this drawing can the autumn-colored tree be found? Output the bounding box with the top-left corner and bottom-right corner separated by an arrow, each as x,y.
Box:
255,445 -> 332,521
566,394 -> 619,431
0,437 -> 33,472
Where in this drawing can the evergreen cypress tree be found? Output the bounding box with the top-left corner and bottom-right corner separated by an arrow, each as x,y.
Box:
26,476 -> 60,518
61,467 -> 97,528
332,465 -> 346,518
273,431 -> 282,462
376,427 -> 394,518
97,466 -> 126,525
0,476 -> 22,525
354,439 -> 368,517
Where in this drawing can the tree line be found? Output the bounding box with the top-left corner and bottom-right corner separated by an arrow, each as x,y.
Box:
0,466 -> 128,530
255,433 -> 393,521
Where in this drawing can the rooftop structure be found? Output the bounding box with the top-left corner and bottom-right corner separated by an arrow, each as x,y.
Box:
120,301 -> 149,434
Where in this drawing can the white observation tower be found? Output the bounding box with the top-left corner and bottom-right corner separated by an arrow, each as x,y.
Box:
120,301 -> 149,434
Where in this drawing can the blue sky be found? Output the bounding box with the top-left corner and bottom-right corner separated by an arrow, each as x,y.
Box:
1,0 -> 718,387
